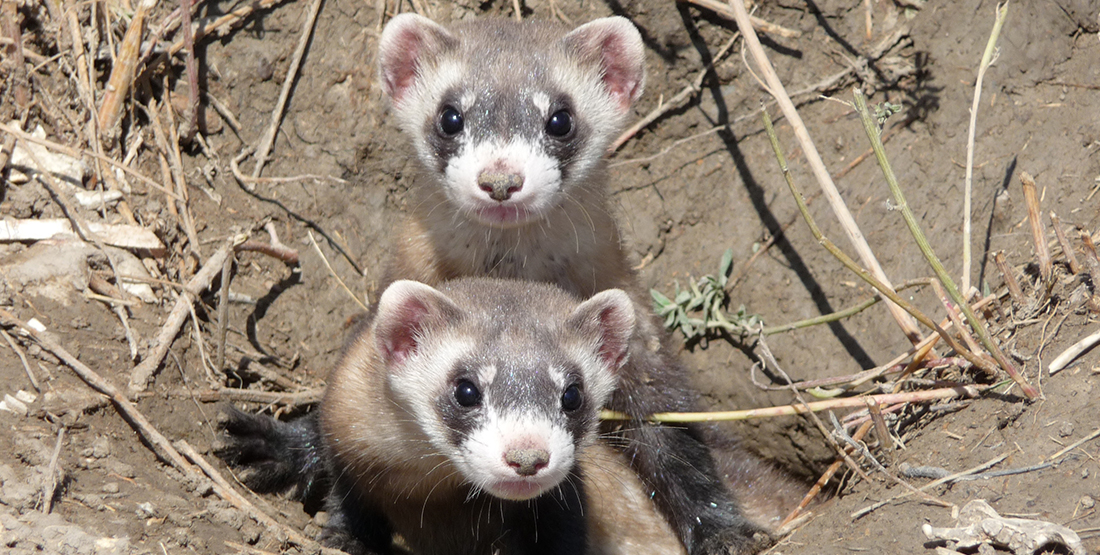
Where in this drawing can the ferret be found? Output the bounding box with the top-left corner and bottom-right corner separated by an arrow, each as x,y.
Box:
218,14 -> 781,555
374,14 -> 767,554
322,277 -> 635,554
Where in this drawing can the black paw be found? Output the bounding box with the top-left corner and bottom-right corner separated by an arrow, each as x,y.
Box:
213,405 -> 328,505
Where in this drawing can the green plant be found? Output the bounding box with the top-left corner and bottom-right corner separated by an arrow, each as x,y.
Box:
651,248 -> 763,340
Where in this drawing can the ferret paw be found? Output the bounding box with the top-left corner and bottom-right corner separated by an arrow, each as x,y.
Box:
693,527 -> 774,555
212,406 -> 327,503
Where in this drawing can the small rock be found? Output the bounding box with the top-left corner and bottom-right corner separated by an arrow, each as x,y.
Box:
91,436 -> 110,459
135,502 -> 156,518
1081,495 -> 1095,510
105,460 -> 135,479
1059,422 -> 1075,438
101,482 -> 120,494
1082,467 -> 1089,479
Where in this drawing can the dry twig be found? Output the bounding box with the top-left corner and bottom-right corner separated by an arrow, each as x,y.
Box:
961,2 -> 1009,294
129,237 -> 244,394
250,0 -> 324,178
1020,171 -> 1052,284
727,0 -> 922,344
1049,212 -> 1081,274
994,251 -> 1024,304
1048,328 -> 1100,375
679,0 -> 801,38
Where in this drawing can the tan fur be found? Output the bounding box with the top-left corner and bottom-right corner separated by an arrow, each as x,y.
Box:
582,443 -> 688,555
387,170 -> 632,299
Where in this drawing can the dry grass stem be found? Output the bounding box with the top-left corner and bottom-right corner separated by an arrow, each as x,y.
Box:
129,237 -> 244,394
98,0 -> 150,138
1,328 -> 38,391
728,0 -> 923,345
217,251 -> 233,373
852,89 -> 1038,399
0,122 -> 181,200
167,0 -> 286,57
962,2 -> 1009,294
600,385 -> 983,423
866,398 -> 894,451
1049,212 -> 1081,274
762,105 -> 992,375
1020,172 -> 1052,283
237,222 -> 301,264
681,0 -> 801,38
781,420 -> 871,526
930,280 -> 983,357
1049,427 -> 1100,461
179,0 -> 201,141
308,229 -> 369,311
852,453 -> 1009,518
41,427 -> 65,514
0,308 -> 201,480
196,388 -> 324,407
993,251 -> 1024,304
250,0 -> 324,179
758,338 -> 872,484
1048,328 -> 1100,375
1081,231 -> 1100,280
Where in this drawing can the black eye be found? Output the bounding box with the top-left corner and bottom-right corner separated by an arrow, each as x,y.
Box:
454,379 -> 481,407
439,106 -> 464,136
561,384 -> 582,412
545,110 -> 572,137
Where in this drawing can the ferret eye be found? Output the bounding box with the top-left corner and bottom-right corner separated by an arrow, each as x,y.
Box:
439,106 -> 464,136
545,110 -> 572,137
454,379 -> 481,407
561,384 -> 582,412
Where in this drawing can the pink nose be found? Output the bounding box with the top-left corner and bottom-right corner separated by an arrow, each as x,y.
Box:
504,448 -> 549,476
478,171 -> 523,201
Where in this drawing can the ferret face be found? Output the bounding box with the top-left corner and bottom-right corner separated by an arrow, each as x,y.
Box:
420,350 -> 593,500
378,16 -> 645,228
369,279 -> 635,501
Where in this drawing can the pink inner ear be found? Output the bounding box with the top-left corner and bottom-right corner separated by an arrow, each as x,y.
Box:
598,35 -> 643,112
385,34 -> 422,104
381,29 -> 425,105
378,297 -> 431,366
595,305 -> 630,369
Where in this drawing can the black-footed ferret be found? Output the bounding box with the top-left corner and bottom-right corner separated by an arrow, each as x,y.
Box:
217,14 -> 777,555
375,14 -> 767,554
322,277 -> 636,554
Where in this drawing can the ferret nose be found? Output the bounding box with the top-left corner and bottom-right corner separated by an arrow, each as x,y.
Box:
478,171 -> 523,201
505,448 -> 550,476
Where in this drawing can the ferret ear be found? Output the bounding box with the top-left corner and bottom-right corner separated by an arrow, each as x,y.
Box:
374,280 -> 463,366
378,14 -> 458,106
562,17 -> 646,112
567,289 -> 636,372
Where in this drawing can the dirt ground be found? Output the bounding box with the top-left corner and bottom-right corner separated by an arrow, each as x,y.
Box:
1,0 -> 1098,553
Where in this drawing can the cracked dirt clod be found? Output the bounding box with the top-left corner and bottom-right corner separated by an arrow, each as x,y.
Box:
921,499 -> 1086,555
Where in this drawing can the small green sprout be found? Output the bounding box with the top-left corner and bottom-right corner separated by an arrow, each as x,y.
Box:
651,248 -> 763,341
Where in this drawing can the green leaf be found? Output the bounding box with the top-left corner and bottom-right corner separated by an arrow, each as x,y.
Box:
719,248 -> 734,278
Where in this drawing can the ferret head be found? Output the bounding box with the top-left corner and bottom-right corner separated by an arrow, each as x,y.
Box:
372,278 -> 635,501
378,16 -> 645,228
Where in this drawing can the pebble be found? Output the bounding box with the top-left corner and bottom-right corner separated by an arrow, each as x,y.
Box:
1058,421 -> 1074,438
101,482 -> 120,494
